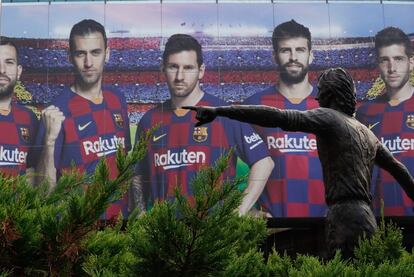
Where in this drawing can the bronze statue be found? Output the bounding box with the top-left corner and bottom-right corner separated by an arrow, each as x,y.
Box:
184,67 -> 414,259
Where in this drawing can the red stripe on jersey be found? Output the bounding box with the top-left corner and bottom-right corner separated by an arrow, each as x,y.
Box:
0,122 -> 19,144
152,107 -> 172,126
287,203 -> 310,217
94,110 -> 115,134
13,107 -> 32,124
308,180 -> 326,204
68,95 -> 92,116
383,206 -> 405,216
210,121 -> 229,148
286,155 -> 309,179
64,118 -> 78,143
168,122 -> 190,147
267,179 -> 284,204
365,102 -> 387,115
382,111 -> 403,133
104,91 -> 122,110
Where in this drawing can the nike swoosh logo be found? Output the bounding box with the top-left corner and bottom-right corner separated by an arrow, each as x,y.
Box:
78,121 -> 92,131
153,133 -> 167,142
368,122 -> 380,130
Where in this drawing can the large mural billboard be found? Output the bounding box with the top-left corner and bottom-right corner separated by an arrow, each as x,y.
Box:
1,1 -> 414,218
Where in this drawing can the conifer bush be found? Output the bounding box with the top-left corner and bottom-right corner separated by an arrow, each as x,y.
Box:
0,128 -> 153,276
2,128 -> 414,276
354,210 -> 404,267
266,249 -> 293,277
81,221 -> 135,276
224,249 -> 267,277
125,151 -> 267,276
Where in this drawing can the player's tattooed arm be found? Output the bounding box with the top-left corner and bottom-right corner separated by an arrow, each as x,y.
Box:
36,105 -> 65,189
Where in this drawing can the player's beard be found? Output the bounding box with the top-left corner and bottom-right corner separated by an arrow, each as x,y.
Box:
0,75 -> 16,100
169,80 -> 198,99
279,62 -> 309,85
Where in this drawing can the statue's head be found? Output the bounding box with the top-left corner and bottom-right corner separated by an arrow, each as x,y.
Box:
316,67 -> 356,116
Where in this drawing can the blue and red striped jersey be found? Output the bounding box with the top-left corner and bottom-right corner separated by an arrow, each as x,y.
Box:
36,86 -> 131,219
357,94 -> 414,216
243,86 -> 327,217
0,103 -> 38,176
135,92 -> 269,207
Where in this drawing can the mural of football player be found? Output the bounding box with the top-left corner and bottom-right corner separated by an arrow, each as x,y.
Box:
131,34 -> 274,215
36,19 -> 131,219
357,26 -> 414,216
243,20 -> 327,217
0,37 -> 38,181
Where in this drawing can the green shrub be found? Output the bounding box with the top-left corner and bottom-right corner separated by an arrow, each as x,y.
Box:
125,152 -> 267,277
224,249 -> 267,277
266,249 -> 292,277
2,128 -> 414,276
81,220 -> 136,276
0,128 -> 153,276
354,208 -> 404,267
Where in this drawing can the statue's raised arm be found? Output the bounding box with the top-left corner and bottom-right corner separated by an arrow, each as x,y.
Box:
184,105 -> 299,129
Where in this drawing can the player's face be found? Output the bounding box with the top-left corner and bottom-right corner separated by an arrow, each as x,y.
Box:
377,44 -> 413,93
163,50 -> 205,98
274,37 -> 313,85
0,45 -> 22,98
70,32 -> 109,87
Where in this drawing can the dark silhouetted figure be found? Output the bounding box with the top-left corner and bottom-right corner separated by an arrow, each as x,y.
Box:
184,67 -> 414,259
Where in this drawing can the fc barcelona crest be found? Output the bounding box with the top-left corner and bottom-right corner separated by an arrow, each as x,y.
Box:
20,127 -> 30,142
113,113 -> 124,128
193,127 -> 208,142
406,114 -> 414,129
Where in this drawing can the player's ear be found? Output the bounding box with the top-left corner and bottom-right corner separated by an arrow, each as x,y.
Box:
272,51 -> 279,66
17,65 -> 22,80
105,47 -> 110,63
68,50 -> 73,64
309,49 -> 314,65
198,63 -> 205,80
409,54 -> 414,72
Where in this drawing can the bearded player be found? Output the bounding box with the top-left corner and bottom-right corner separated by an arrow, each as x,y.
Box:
131,34 -> 274,215
243,20 -> 326,217
0,38 -> 38,181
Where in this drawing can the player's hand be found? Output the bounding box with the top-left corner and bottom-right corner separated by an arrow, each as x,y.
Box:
42,105 -> 65,145
182,106 -> 217,127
